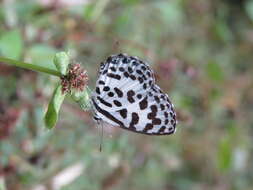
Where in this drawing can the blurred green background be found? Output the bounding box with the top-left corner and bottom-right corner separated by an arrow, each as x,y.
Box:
1,0 -> 253,189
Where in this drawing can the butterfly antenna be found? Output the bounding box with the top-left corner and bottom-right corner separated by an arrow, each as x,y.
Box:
99,121 -> 104,152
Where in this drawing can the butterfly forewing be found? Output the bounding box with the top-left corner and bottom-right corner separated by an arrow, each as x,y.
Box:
92,54 -> 177,135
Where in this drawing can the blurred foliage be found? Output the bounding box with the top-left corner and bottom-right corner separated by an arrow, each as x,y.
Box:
0,0 -> 253,190
0,30 -> 23,59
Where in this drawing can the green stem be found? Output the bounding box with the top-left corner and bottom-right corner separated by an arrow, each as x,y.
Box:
0,57 -> 61,77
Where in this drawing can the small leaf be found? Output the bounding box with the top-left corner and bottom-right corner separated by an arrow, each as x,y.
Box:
0,29 -> 23,59
53,52 -> 70,75
44,84 -> 66,129
71,87 -> 91,110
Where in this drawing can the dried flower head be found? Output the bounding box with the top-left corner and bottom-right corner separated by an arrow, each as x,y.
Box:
60,63 -> 88,94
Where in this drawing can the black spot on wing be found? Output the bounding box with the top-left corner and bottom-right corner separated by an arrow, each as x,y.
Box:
147,105 -> 158,120
150,105 -> 157,112
136,70 -> 143,75
152,118 -> 162,125
128,67 -> 133,73
129,112 -> 139,130
160,104 -> 165,110
158,126 -> 166,134
108,92 -> 114,97
122,57 -> 128,64
124,72 -> 129,78
154,96 -> 160,104
109,67 -> 116,72
96,87 -> 100,94
127,90 -> 135,103
139,96 -> 148,110
128,90 -> 135,97
107,73 -> 121,80
103,86 -> 110,91
143,123 -> 153,133
173,114 -> 176,121
148,92 -> 153,96
98,80 -> 105,85
141,65 -> 147,71
130,75 -> 136,80
138,77 -> 144,83
117,109 -> 127,119
119,67 -> 125,72
147,112 -> 156,120
114,88 -> 123,97
97,96 -> 112,107
113,100 -> 122,107
131,112 -> 139,124
132,61 -> 138,66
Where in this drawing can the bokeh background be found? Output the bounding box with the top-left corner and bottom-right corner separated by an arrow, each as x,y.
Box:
1,0 -> 253,189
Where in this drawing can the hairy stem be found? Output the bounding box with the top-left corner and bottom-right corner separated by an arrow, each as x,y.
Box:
0,57 -> 61,77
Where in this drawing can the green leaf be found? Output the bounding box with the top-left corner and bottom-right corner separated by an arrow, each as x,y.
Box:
71,87 -> 91,110
27,44 -> 57,70
205,61 -> 224,82
83,4 -> 95,20
44,84 -> 66,129
53,52 -> 70,75
217,136 -> 232,172
245,0 -> 253,22
213,20 -> 233,42
123,0 -> 140,5
0,30 -> 23,59
156,1 -> 183,27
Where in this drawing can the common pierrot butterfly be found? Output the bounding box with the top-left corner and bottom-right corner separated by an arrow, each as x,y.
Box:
91,53 -> 177,135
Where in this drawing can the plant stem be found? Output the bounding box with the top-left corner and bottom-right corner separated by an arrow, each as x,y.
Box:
0,57 -> 61,77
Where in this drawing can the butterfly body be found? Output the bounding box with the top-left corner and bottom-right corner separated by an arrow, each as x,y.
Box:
92,54 -> 177,135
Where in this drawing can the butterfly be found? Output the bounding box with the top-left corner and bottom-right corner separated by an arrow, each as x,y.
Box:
91,53 -> 177,135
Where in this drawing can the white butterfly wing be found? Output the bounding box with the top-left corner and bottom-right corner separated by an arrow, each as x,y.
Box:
92,54 -> 177,135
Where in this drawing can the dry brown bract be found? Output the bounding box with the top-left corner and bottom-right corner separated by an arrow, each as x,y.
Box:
60,64 -> 88,94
